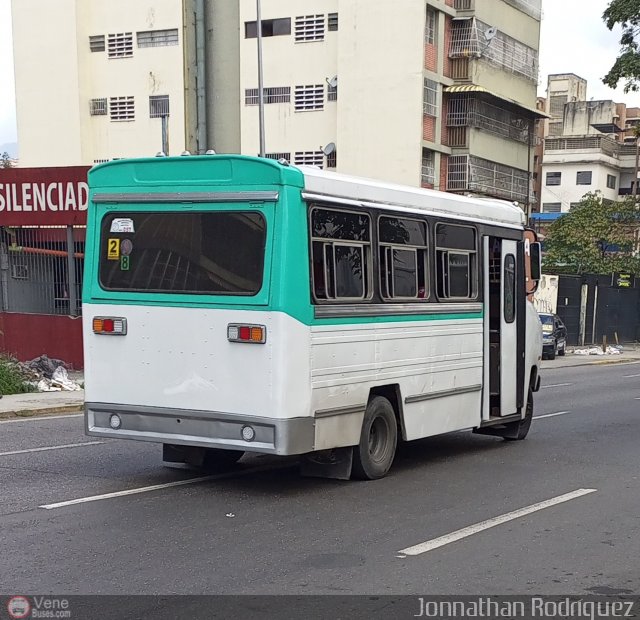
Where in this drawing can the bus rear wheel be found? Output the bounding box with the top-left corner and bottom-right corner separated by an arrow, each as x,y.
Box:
352,396 -> 398,480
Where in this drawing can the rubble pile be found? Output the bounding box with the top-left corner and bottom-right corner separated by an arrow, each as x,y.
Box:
572,345 -> 623,356
10,355 -> 82,392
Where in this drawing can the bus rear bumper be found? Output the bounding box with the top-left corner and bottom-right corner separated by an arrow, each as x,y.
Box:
85,402 -> 315,456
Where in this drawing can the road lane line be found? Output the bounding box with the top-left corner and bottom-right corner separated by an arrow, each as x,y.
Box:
0,413 -> 84,424
622,373 -> 640,378
541,383 -> 573,389
535,411 -> 571,419
0,441 -> 106,457
398,488 -> 597,557
40,462 -> 294,510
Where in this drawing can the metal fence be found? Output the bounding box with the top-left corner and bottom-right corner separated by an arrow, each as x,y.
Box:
0,226 -> 84,316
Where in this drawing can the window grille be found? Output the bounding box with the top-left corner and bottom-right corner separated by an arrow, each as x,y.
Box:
108,33 -> 133,58
328,13 -> 339,31
137,29 -> 179,48
89,98 -> 107,116
110,96 -> 135,121
423,78 -> 438,116
89,35 -> 105,52
149,95 -> 170,118
294,151 -> 324,167
295,85 -> 324,111
245,87 -> 291,105
421,150 -> 435,185
295,15 -> 325,42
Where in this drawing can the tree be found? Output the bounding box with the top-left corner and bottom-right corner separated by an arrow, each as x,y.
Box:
0,152 -> 13,168
543,192 -> 640,274
603,0 -> 640,92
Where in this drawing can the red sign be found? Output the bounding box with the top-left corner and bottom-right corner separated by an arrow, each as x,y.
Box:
0,166 -> 91,226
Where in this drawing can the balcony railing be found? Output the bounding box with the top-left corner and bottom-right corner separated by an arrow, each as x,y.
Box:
447,154 -> 531,203
544,135 -> 635,158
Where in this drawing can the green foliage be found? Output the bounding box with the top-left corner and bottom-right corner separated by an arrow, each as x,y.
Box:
0,152 -> 13,169
543,193 -> 640,275
603,0 -> 640,92
0,357 -> 32,395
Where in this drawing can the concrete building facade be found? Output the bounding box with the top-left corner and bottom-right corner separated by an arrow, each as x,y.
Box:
13,0 -> 543,208
184,0 -> 544,206
11,0 -> 187,167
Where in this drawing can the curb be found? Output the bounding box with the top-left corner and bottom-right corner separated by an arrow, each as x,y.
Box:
0,405 -> 84,421
544,357 -> 640,370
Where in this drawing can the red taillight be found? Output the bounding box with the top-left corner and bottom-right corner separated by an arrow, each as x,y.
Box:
93,316 -> 127,335
227,324 -> 266,344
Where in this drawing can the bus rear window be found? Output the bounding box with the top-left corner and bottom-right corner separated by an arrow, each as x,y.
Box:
99,212 -> 266,295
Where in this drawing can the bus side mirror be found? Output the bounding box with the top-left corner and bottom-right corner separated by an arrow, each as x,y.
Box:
529,242 -> 542,284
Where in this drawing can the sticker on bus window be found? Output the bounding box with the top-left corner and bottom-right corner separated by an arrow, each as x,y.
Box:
110,218 -> 135,233
107,238 -> 120,260
120,255 -> 130,271
120,239 -> 133,256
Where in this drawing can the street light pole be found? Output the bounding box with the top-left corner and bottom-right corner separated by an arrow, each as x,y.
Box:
256,0 -> 266,157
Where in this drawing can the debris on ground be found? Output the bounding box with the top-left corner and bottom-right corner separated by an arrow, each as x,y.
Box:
572,346 -> 622,356
4,355 -> 82,392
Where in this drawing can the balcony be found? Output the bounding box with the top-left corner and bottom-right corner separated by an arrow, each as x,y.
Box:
447,154 -> 532,203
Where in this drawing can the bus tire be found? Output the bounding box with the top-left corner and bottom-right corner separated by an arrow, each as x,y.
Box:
202,448 -> 244,470
352,396 -> 397,480
504,388 -> 533,441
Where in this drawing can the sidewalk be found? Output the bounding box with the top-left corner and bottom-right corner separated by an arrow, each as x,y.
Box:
542,344 -> 640,370
0,390 -> 84,420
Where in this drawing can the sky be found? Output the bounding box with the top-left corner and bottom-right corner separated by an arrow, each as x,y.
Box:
0,0 -> 638,150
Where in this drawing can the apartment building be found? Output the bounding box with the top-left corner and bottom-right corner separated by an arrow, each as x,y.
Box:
11,0 -> 187,166
185,0 -> 544,206
13,0 -> 543,206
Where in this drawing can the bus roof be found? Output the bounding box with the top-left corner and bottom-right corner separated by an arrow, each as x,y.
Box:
298,166 -> 526,228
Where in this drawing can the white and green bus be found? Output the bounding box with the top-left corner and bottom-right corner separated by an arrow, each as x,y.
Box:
83,154 -> 543,480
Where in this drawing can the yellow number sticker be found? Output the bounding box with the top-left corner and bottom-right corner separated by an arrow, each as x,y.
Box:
107,238 -> 120,260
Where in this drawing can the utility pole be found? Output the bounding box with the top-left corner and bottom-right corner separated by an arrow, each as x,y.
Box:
256,0 -> 266,157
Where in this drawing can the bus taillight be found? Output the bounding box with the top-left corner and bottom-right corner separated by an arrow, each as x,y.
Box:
227,324 -> 266,344
93,317 -> 127,335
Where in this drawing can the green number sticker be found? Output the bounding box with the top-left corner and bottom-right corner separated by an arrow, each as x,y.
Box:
120,255 -> 130,271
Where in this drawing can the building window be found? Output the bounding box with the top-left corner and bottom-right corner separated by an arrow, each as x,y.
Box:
107,33 -> 133,58
310,208 -> 372,301
89,98 -> 108,116
110,96 -> 135,121
327,82 -> 338,102
245,18 -> 291,38
93,159 -> 110,164
576,171 -> 592,185
137,29 -> 179,48
421,149 -> 435,185
245,87 -> 291,105
89,35 -> 105,52
379,216 -> 428,300
549,94 -> 566,118
265,153 -> 291,162
328,13 -> 339,31
425,6 -> 436,45
295,15 -> 325,42
607,174 -> 617,189
548,122 -> 563,136
295,85 -> 324,111
423,78 -> 438,117
569,202 -> 581,210
435,223 -> 478,300
545,171 -> 561,186
326,150 -> 337,168
294,151 -> 324,167
542,202 -> 561,213
149,95 -> 169,118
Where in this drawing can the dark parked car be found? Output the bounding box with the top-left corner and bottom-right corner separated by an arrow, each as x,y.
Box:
539,313 -> 567,360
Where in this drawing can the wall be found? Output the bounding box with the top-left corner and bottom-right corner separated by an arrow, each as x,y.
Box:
0,313 -> 84,369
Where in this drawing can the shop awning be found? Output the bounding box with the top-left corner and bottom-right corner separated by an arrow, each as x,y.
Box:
444,84 -> 550,118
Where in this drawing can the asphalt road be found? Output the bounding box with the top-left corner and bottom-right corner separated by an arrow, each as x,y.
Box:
1,361 -> 639,601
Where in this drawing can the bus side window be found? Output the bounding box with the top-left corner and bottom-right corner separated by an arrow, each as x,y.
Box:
378,216 -> 428,300
310,207 -> 372,302
435,223 -> 478,300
